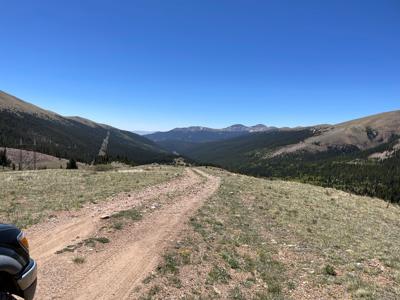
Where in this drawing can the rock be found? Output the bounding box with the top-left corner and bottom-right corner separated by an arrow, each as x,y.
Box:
213,286 -> 221,295
100,215 -> 110,219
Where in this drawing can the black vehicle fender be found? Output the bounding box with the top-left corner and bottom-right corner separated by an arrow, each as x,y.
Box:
0,255 -> 22,275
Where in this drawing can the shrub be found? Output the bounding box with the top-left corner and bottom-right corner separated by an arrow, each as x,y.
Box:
66,158 -> 78,169
324,264 -> 337,276
93,164 -> 113,172
72,256 -> 85,264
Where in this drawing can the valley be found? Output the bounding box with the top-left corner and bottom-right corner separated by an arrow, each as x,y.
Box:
1,91 -> 400,299
147,113 -> 400,203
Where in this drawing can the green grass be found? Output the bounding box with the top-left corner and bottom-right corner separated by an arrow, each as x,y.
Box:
207,265 -> 231,284
55,236 -> 111,254
112,208 -> 143,221
84,237 -> 110,247
324,264 -> 337,276
72,256 -> 85,264
0,165 -> 183,228
109,207 -> 144,230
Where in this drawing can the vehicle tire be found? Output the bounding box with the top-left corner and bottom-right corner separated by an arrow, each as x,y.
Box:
0,293 -> 16,300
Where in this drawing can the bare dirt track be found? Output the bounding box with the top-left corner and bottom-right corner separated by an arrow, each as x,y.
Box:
27,168 -> 220,300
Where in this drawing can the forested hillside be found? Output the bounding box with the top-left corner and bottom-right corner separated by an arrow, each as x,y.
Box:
185,128 -> 400,203
0,91 -> 175,164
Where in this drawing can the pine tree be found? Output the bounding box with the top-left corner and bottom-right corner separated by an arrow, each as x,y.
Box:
0,148 -> 11,169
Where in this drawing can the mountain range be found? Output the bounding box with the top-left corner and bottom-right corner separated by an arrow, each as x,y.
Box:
179,110 -> 400,166
146,110 -> 400,202
145,124 -> 277,153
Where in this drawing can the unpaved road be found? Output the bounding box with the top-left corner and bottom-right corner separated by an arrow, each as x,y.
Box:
27,168 -> 220,299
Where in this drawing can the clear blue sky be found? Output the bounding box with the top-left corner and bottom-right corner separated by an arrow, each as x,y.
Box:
1,0 -> 399,131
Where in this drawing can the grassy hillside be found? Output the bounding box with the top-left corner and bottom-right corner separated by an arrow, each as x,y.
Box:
0,91 -> 175,164
137,167 -> 400,299
0,165 -> 182,228
4,147 -> 70,169
272,110 -> 400,156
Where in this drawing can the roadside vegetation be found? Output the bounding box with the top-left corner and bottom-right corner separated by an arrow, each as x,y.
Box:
137,167 -> 400,299
0,165 -> 183,228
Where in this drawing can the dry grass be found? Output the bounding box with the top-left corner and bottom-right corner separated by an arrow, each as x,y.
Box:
2,163 -> 399,299
0,165 -> 183,228
3,147 -> 71,170
137,167 -> 400,299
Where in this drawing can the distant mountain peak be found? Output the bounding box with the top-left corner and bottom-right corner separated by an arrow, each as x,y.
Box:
145,123 -> 277,146
171,126 -> 214,132
223,124 -> 248,132
165,124 -> 273,134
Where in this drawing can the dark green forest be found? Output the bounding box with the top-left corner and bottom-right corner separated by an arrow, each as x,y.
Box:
241,149 -> 400,203
188,131 -> 400,203
0,111 -> 176,165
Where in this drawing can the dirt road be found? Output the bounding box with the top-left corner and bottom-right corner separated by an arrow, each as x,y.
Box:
27,168 -> 220,299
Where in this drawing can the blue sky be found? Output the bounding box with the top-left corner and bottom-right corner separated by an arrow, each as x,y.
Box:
1,0 -> 399,131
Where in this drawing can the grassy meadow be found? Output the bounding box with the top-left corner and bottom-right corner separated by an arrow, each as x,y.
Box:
0,165 -> 183,228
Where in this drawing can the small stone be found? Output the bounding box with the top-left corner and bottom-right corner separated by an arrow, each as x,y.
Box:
213,287 -> 221,295
100,215 -> 110,219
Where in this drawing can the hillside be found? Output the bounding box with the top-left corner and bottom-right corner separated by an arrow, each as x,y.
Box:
138,167 -> 400,299
1,166 -> 399,299
273,110 -> 400,156
186,129 -> 315,166
180,111 -> 400,202
0,91 -> 175,164
4,147 -> 69,169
